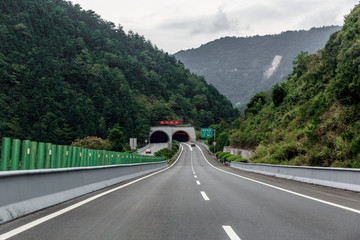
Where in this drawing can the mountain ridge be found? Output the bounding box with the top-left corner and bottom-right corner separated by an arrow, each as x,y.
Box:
175,26 -> 341,108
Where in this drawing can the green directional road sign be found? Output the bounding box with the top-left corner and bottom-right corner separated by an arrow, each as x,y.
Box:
201,128 -> 213,138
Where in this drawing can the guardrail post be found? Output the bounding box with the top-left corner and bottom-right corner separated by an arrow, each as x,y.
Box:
56,145 -> 62,168
95,150 -> 98,166
67,146 -> 73,168
110,152 -> 114,165
10,139 -> 21,170
86,149 -> 90,166
98,150 -> 102,166
29,141 -> 37,170
79,148 -> 83,167
45,143 -> 52,169
62,146 -> 68,168
89,150 -> 93,166
71,147 -> 77,167
105,151 -> 108,165
21,140 -> 31,170
1,137 -> 11,171
51,145 -> 57,169
95,150 -> 100,166
116,153 -> 120,164
120,153 -> 124,164
100,150 -> 105,166
36,142 -> 45,169
84,149 -> 88,167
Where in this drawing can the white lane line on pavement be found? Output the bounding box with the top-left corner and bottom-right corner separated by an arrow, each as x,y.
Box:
0,146 -> 186,240
184,142 -> 193,151
200,191 -> 210,201
223,226 -> 241,240
196,180 -> 201,185
194,175 -> 197,178
196,145 -> 360,215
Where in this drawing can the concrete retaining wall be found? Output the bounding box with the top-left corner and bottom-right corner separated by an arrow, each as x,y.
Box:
0,161 -> 167,224
223,147 -> 253,158
230,162 -> 360,192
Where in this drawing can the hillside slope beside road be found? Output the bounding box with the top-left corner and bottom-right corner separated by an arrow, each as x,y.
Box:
175,26 -> 340,107
1,144 -> 359,240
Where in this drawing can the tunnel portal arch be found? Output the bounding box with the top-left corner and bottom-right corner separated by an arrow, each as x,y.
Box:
172,130 -> 190,142
150,131 -> 170,143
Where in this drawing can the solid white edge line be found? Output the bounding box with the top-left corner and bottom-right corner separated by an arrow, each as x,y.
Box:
223,226 -> 241,240
196,145 -> 360,215
0,145 -> 185,240
200,191 -> 210,201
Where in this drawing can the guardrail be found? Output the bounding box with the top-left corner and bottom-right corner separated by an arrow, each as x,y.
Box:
0,161 -> 168,224
0,137 -> 164,171
230,161 -> 360,192
194,141 -> 210,151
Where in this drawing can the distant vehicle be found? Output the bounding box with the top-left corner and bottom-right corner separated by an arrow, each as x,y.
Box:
191,143 -> 196,147
145,149 -> 151,154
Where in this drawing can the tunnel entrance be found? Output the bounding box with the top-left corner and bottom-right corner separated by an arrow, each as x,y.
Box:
150,131 -> 169,143
172,131 -> 190,142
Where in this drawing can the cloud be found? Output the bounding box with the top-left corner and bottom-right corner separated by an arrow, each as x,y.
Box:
211,8 -> 233,33
71,0 -> 360,53
159,7 -> 240,36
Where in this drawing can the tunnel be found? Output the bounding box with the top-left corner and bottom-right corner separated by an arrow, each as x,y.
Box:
150,131 -> 169,143
172,130 -> 190,142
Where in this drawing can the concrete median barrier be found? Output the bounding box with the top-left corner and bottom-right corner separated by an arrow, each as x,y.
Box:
0,161 -> 167,224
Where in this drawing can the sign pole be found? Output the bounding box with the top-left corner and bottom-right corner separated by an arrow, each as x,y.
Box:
213,129 -> 216,155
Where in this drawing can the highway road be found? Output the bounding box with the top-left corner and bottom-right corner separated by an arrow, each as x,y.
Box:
1,143 -> 360,240
137,143 -> 169,156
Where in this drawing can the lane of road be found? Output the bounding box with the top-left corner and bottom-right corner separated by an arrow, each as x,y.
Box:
1,143 -> 359,240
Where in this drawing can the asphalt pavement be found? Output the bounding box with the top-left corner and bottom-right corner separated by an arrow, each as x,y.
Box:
1,143 -> 359,240
137,143 -> 169,156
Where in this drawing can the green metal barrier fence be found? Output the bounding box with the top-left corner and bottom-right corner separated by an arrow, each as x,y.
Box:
0,137 -> 165,171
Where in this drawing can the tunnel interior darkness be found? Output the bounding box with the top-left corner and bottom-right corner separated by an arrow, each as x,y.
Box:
150,131 -> 169,143
172,131 -> 190,142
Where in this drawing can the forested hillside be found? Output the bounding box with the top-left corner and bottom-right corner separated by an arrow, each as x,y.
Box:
0,0 -> 238,145
228,5 -> 360,167
175,26 -> 340,109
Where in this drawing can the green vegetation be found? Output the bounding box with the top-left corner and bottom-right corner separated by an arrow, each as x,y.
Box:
204,121 -> 231,152
229,4 -> 360,168
0,0 -> 238,145
215,151 -> 248,163
71,136 -> 110,150
154,143 -> 179,160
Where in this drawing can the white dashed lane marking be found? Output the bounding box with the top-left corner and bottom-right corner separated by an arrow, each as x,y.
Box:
223,226 -> 242,240
200,191 -> 210,201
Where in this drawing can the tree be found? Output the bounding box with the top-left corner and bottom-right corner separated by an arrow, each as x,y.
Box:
0,0 -> 237,146
245,92 -> 267,115
216,131 -> 230,152
71,136 -> 111,150
272,84 -> 286,107
108,124 -> 126,151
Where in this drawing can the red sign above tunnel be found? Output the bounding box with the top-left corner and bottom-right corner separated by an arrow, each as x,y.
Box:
159,120 -> 181,125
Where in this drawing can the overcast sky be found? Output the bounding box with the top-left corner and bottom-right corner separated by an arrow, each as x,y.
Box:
71,0 -> 358,53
